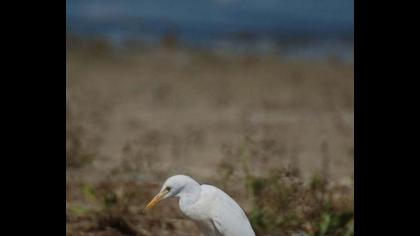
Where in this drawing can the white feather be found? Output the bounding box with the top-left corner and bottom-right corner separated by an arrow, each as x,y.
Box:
156,175 -> 256,236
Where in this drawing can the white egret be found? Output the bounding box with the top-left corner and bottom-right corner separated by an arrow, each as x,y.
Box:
144,175 -> 256,236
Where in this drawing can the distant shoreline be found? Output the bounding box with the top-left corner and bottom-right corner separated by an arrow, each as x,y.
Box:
66,34 -> 354,63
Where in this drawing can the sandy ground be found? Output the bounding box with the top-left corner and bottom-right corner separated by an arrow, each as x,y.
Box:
67,46 -> 353,184
66,44 -> 353,236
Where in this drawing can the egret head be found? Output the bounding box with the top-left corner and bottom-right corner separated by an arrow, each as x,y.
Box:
144,175 -> 198,211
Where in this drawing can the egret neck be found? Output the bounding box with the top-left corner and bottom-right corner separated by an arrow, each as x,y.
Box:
176,179 -> 201,211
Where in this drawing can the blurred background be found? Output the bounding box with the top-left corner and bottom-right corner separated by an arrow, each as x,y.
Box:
66,1 -> 354,235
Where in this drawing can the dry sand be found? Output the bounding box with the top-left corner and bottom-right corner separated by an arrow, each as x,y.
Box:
66,46 -> 353,185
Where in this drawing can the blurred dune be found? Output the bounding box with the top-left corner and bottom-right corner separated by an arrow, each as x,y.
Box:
67,41 -> 353,180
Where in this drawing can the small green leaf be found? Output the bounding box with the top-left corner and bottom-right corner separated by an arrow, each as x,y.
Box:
81,184 -> 97,203
68,205 -> 90,216
319,213 -> 331,236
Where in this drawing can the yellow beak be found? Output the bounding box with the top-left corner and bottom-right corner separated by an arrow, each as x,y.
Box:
144,189 -> 169,211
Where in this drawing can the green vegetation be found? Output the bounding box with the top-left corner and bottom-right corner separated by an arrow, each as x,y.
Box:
217,138 -> 354,236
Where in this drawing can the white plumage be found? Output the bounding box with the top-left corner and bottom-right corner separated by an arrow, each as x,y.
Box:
144,175 -> 255,236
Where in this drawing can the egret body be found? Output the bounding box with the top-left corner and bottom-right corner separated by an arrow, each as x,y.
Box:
144,175 -> 255,236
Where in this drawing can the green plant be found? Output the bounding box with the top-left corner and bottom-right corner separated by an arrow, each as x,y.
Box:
216,138 -> 353,236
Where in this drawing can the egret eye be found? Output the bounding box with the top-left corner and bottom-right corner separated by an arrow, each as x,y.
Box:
165,186 -> 171,191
